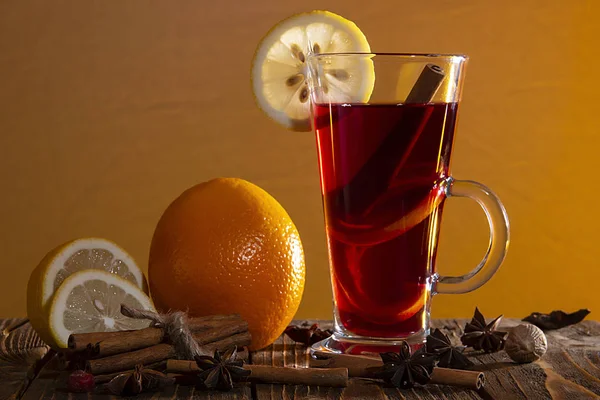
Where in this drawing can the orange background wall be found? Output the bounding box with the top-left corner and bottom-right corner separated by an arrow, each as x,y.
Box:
1,1 -> 598,319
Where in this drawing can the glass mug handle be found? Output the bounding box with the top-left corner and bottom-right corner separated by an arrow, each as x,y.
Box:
435,177 -> 510,294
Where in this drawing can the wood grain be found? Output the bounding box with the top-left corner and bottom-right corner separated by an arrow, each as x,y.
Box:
442,318 -> 600,400
5,318 -> 600,399
22,368 -> 252,399
0,319 -> 48,400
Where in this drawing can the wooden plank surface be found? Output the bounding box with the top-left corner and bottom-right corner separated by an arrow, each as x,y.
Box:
22,362 -> 251,400
250,320 -> 480,400
0,319 -> 48,400
432,319 -> 600,399
251,319 -> 600,400
3,318 -> 600,399
21,383 -> 250,400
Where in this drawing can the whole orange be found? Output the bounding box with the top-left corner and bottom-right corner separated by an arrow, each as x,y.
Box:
148,178 -> 305,350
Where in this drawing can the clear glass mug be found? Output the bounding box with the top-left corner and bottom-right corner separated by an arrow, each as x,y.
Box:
307,53 -> 509,354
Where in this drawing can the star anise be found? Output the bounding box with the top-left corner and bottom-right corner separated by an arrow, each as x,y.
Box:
107,364 -> 174,395
461,307 -> 508,353
426,328 -> 473,369
195,347 -> 251,391
372,341 -> 437,389
284,323 -> 332,346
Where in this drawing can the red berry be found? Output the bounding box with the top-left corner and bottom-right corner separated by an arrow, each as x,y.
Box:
67,370 -> 95,393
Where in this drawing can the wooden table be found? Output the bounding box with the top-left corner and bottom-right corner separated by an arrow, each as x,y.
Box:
1,318 -> 599,400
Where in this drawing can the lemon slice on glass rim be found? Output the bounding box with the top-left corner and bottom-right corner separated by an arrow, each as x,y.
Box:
251,11 -> 375,132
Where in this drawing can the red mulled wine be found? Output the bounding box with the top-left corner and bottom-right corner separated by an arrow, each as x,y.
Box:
314,102 -> 458,337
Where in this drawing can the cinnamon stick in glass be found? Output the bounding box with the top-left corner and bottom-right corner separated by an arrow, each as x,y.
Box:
332,63 -> 446,216
405,64 -> 446,104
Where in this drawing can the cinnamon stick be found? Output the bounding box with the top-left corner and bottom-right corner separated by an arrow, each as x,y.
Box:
166,360 -> 348,387
69,327 -> 164,357
430,368 -> 485,390
187,314 -> 245,332
310,350 -> 380,377
69,314 -> 244,350
68,314 -> 245,350
204,331 -> 252,353
87,343 -> 176,375
68,331 -> 128,347
193,320 -> 249,344
166,359 -> 201,374
310,350 -> 484,390
405,63 -> 446,103
69,316 -> 248,357
86,330 -> 252,375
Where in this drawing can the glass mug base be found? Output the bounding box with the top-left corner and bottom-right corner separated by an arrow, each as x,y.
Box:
310,329 -> 428,357
311,305 -> 429,356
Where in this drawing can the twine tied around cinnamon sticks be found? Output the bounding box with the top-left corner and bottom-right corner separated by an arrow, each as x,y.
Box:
119,304 -> 208,359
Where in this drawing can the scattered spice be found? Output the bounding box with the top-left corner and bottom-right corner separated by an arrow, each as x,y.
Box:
194,347 -> 251,391
106,364 -> 173,395
372,341 -> 436,389
426,329 -> 474,369
62,343 -> 100,370
461,308 -> 508,353
505,324 -> 548,363
523,309 -> 590,331
284,323 -> 332,345
67,370 -> 95,392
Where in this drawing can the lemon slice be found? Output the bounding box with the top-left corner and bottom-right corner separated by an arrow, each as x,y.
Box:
48,270 -> 155,348
27,238 -> 148,346
251,11 -> 375,131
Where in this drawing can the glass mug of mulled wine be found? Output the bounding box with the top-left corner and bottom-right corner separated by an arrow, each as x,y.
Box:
307,53 -> 509,354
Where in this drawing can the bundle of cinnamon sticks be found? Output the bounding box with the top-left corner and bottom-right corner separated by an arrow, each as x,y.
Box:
65,314 -> 250,375
62,314 -> 349,390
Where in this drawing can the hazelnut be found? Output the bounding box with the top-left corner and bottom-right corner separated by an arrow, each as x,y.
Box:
505,324 -> 547,363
